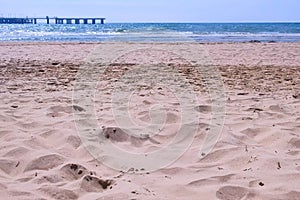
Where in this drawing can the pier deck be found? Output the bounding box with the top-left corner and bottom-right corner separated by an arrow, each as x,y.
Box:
0,16 -> 106,24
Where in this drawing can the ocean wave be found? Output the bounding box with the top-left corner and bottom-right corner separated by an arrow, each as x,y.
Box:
190,32 -> 300,37
1,23 -> 300,42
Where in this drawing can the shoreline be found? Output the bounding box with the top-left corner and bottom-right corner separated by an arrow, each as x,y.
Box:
1,42 -> 299,66
1,41 -> 300,44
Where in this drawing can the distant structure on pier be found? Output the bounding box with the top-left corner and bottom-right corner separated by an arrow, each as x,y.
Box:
0,16 -> 106,24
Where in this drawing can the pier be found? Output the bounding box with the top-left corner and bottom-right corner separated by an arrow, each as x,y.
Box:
0,16 -> 106,24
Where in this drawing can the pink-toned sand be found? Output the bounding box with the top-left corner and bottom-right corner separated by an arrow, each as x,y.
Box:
0,42 -> 299,200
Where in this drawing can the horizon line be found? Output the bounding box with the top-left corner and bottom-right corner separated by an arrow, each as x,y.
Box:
106,21 -> 300,23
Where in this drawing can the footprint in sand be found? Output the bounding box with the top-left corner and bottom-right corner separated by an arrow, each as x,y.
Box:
60,163 -> 89,181
188,174 -> 235,187
46,105 -> 74,117
288,138 -> 300,149
0,159 -> 20,175
24,154 -> 64,172
216,186 -> 250,200
66,135 -> 82,149
39,186 -> 78,200
4,146 -> 29,157
195,105 -> 212,114
80,175 -> 114,192
101,127 -> 147,147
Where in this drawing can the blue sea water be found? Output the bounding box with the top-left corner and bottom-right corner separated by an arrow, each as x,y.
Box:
0,23 -> 300,42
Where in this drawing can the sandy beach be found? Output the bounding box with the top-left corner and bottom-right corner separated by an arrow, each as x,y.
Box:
0,42 -> 299,200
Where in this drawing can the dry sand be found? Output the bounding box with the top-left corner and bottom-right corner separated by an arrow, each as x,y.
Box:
0,42 -> 299,200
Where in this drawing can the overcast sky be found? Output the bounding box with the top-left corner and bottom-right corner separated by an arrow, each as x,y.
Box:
0,0 -> 299,22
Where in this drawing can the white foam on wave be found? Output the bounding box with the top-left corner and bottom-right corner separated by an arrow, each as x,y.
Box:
0,23 -> 300,42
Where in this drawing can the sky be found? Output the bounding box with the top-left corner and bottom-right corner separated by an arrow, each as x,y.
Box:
0,0 -> 299,22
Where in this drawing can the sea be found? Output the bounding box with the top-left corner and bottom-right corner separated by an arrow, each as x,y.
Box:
0,23 -> 299,42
